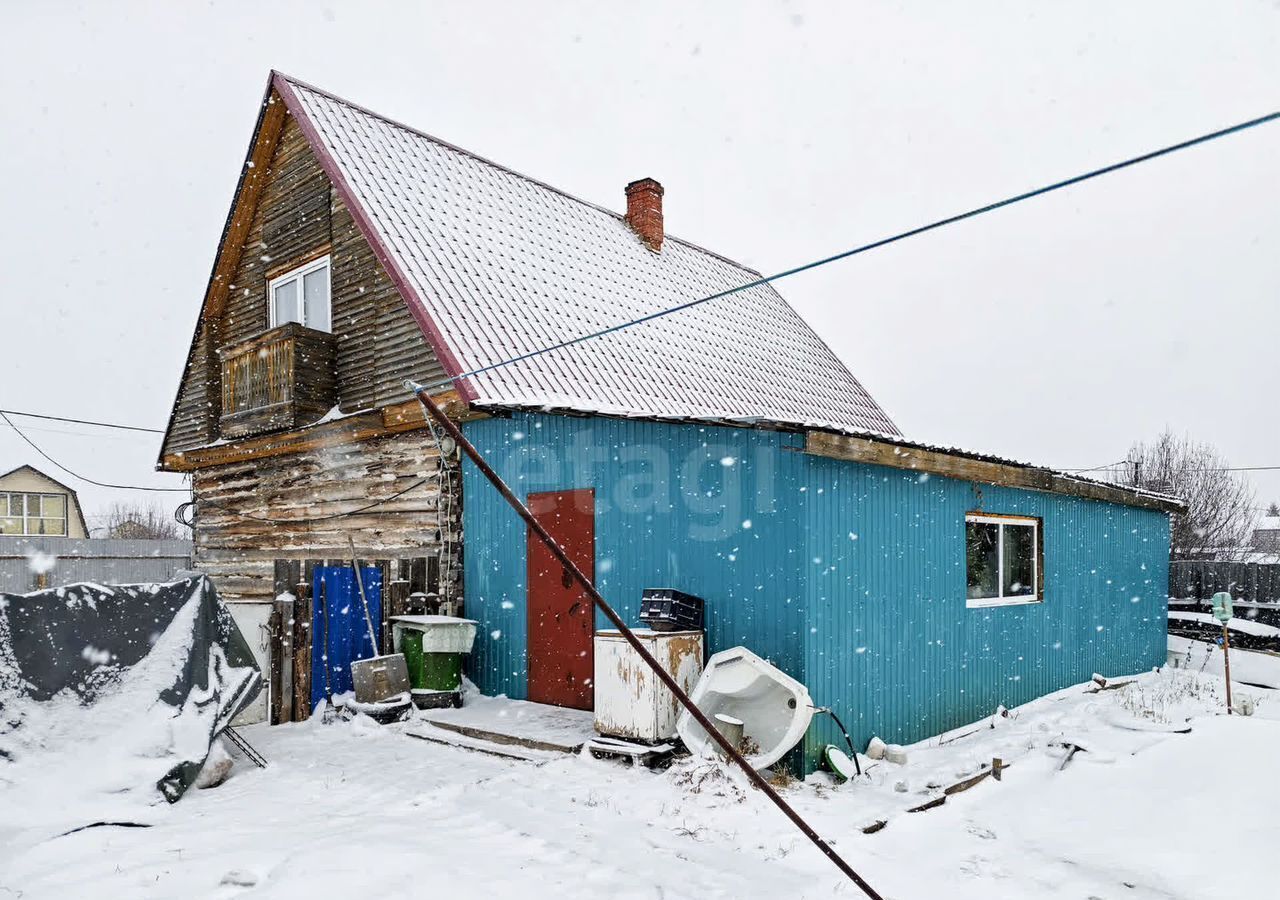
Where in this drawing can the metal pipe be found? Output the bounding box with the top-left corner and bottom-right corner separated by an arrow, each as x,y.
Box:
407,381 -> 884,900
1223,623 -> 1234,715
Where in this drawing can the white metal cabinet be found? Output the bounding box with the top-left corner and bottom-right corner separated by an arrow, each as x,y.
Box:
593,629 -> 703,741
225,600 -> 273,725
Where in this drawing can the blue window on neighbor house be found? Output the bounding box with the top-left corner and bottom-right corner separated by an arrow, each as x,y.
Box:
966,513 -> 1039,607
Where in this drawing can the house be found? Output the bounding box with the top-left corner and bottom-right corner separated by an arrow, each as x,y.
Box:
0,465 -> 88,538
1252,516 -> 1280,555
158,72 -> 1183,768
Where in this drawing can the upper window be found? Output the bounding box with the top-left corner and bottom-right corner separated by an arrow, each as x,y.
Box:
965,513 -> 1040,607
0,492 -> 68,536
269,256 -> 331,332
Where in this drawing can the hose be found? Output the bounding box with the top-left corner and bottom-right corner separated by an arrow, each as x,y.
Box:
810,706 -> 862,777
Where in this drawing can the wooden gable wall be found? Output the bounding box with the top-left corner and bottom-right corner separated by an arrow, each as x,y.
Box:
161,110 -> 448,463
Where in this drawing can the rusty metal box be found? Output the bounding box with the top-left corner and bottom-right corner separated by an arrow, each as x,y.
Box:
593,629 -> 704,742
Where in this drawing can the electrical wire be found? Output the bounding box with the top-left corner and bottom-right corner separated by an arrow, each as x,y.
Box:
0,411 -> 189,493
0,407 -> 165,434
415,109 -> 1280,396
8,111 -> 1277,513
1062,460 -> 1127,473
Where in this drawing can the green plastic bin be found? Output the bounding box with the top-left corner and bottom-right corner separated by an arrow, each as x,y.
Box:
392,615 -> 478,694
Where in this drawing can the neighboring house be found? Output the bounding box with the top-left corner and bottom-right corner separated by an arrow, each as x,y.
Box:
158,72 -> 1183,770
0,465 -> 192,593
1252,516 -> 1280,555
0,465 -> 89,538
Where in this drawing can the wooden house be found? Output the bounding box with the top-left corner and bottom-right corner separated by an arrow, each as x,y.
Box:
160,73 -> 1183,763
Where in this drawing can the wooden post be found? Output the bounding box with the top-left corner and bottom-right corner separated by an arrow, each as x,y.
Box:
275,595 -> 294,724
1223,624 -> 1234,715
992,757 -> 1004,781
293,562 -> 315,721
272,560 -> 298,725
267,606 -> 284,725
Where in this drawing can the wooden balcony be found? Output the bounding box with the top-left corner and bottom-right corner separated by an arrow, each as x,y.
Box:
218,323 -> 337,440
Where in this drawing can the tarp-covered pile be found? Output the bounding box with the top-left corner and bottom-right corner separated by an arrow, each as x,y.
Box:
0,576 -> 260,834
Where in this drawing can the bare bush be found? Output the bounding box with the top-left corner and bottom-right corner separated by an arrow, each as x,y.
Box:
99,501 -> 186,540
1122,430 -> 1254,559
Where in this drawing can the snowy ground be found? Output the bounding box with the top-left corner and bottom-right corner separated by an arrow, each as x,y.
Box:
2,667 -> 1277,899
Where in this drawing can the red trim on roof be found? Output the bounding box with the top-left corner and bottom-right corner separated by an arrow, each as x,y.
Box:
271,71 -> 477,404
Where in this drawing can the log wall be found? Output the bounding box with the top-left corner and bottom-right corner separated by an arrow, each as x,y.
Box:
162,111 -> 448,460
192,428 -> 462,602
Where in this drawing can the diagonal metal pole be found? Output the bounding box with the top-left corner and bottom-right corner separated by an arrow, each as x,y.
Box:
408,381 -> 885,900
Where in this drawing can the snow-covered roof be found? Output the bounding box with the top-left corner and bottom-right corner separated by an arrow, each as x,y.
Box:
272,73 -> 900,437
1255,516 -> 1280,532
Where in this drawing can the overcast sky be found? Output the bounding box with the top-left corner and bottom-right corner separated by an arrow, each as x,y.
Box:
1,1 -> 1277,528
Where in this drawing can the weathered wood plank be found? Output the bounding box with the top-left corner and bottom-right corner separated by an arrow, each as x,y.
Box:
293,574 -> 313,721
804,431 -> 1184,514
187,429 -> 461,603
267,606 -> 284,726
161,392 -> 476,472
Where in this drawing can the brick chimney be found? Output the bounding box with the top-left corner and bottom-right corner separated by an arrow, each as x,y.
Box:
624,178 -> 664,251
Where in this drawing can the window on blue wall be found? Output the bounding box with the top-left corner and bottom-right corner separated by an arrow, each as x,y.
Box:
966,514 -> 1040,607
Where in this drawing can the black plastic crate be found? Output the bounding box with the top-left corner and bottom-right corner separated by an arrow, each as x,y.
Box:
639,588 -> 705,632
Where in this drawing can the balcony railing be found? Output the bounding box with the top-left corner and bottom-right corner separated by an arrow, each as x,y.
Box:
218,323 -> 337,439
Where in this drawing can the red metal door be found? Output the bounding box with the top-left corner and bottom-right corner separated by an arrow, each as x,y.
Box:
527,489 -> 595,709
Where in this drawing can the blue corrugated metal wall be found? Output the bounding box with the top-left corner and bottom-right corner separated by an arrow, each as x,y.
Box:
462,412 -> 1170,772
800,460 -> 1170,769
461,413 -> 807,699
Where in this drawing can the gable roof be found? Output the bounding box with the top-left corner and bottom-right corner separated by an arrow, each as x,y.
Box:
270,72 -> 900,437
0,464 -> 91,536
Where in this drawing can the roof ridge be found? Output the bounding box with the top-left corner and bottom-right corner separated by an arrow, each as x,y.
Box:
272,70 -> 764,276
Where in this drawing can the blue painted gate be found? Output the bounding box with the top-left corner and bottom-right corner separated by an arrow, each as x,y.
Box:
311,566 -> 383,709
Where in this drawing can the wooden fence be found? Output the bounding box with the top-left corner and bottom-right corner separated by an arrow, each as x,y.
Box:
1169,560 -> 1280,605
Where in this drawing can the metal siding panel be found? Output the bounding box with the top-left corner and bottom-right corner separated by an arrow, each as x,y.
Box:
801,459 -> 1171,770
459,414 -> 1171,777
462,413 -> 806,700
0,537 -> 194,593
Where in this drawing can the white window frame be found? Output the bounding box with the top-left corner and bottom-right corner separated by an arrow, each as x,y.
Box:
0,492 -> 69,537
267,255 -> 332,331
965,513 -> 1040,608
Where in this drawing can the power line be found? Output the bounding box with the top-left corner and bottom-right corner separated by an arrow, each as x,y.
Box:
0,411 -> 189,493
0,408 -> 165,434
1063,460 -> 1127,473
417,109 -> 1280,395
7,110 -> 1277,509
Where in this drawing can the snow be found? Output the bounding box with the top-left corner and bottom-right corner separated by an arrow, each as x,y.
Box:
1168,634 -> 1280,688
25,549 -> 56,575
282,76 -> 901,438
2,670 -> 1280,896
417,687 -> 596,751
2,668 -> 1276,898
0,591 -> 222,837
389,614 -> 478,626
1169,610 -> 1280,637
